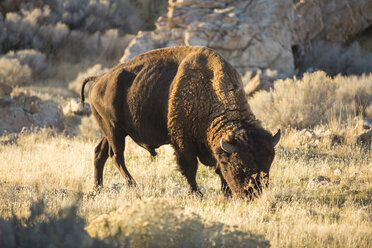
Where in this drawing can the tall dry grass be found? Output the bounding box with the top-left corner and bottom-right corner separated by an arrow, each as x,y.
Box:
0,126 -> 371,247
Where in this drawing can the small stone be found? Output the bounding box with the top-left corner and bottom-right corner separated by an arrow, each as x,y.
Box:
332,180 -> 341,185
363,118 -> 372,129
310,176 -> 331,185
110,183 -> 125,192
63,99 -> 91,116
333,169 -> 342,176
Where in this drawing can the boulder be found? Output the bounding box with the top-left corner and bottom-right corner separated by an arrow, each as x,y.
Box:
63,98 -> 91,116
122,0 -> 295,75
122,0 -> 372,76
0,93 -> 63,135
0,108 -> 35,134
293,0 -> 372,44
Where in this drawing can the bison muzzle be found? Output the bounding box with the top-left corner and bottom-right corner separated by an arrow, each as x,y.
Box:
81,46 -> 280,198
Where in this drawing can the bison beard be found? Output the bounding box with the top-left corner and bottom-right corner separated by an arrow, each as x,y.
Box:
82,46 -> 280,198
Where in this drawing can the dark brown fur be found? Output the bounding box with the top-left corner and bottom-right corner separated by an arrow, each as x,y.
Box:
82,46 -> 280,197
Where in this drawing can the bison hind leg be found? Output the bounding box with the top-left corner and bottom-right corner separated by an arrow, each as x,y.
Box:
94,137 -> 110,188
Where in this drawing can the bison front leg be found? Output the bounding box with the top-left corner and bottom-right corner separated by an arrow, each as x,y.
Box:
93,137 -> 109,188
173,142 -> 203,197
215,168 -> 232,197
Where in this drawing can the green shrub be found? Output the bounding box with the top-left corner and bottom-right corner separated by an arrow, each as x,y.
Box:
249,71 -> 372,130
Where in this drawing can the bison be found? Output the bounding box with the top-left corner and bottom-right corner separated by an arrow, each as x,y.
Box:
81,46 -> 280,198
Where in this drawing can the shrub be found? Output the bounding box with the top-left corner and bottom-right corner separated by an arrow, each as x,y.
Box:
5,49 -> 50,79
100,29 -> 134,61
249,71 -> 372,130
86,198 -> 270,248
0,57 -> 31,86
0,198 -> 109,248
334,73 -> 372,118
0,0 -> 167,62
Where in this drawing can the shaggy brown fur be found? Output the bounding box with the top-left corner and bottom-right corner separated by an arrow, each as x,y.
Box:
82,46 -> 280,197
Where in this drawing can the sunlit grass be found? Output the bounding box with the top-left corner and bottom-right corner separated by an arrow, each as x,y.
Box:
0,128 -> 371,247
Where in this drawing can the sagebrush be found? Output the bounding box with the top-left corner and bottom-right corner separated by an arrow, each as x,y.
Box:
249,71 -> 372,130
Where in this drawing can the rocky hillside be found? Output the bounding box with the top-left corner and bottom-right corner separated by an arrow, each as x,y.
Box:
122,0 -> 372,77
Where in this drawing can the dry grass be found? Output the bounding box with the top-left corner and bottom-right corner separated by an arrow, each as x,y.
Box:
0,127 -> 371,247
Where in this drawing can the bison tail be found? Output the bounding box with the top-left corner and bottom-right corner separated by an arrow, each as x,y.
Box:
81,76 -> 98,103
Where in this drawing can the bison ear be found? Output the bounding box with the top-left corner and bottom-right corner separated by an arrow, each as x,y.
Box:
272,129 -> 281,146
220,138 -> 238,154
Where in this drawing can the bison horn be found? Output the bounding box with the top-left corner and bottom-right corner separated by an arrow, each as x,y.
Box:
220,138 -> 237,154
272,129 -> 281,146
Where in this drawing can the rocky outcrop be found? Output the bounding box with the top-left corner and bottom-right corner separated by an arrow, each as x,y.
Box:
0,90 -> 63,134
122,0 -> 294,76
121,0 -> 372,77
293,0 -> 372,44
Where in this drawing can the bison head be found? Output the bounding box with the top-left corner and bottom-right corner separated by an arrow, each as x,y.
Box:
217,128 -> 280,198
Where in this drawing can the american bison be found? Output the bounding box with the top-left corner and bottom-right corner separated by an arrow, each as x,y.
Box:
81,46 -> 280,198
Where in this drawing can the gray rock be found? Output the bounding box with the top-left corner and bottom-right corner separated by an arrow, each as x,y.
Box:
333,169 -> 342,176
0,107 -> 36,134
121,0 -> 372,76
363,118 -> 372,129
63,98 -> 91,116
310,176 -> 331,185
0,94 -> 63,135
122,0 -> 295,76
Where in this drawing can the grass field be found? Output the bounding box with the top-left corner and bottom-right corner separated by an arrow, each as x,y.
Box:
0,125 -> 371,247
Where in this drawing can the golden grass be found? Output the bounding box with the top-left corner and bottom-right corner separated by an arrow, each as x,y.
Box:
0,127 -> 371,247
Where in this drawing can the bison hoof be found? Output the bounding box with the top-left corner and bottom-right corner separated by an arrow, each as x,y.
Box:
93,184 -> 103,191
191,189 -> 203,198
150,149 -> 157,156
127,179 -> 137,188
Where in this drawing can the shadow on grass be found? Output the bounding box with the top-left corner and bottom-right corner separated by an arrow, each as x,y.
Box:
0,196 -> 270,248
